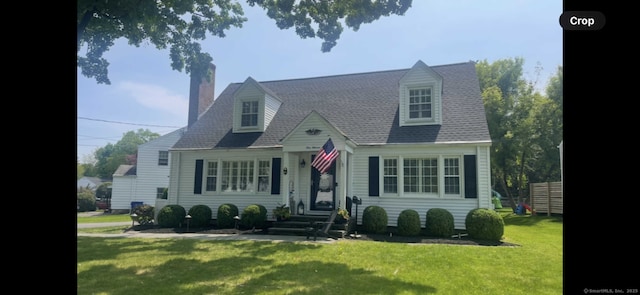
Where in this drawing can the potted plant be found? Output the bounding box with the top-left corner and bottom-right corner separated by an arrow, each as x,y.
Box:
336,208 -> 350,224
273,204 -> 291,221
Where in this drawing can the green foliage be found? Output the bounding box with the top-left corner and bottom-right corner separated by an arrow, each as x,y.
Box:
272,204 -> 291,220
133,204 -> 155,225
78,0 -> 412,84
362,205 -> 388,234
157,205 -> 187,228
188,205 -> 213,227
92,129 -> 160,179
217,203 -> 239,229
77,188 -> 96,212
397,209 -> 421,236
477,58 -> 563,207
425,208 -> 455,238
336,208 -> 350,223
241,204 -> 267,229
465,208 -> 504,241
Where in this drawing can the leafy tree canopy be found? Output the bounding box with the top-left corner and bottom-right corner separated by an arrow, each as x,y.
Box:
77,0 -> 413,85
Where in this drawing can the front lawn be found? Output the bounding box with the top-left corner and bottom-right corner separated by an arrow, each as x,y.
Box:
77,210 -> 562,294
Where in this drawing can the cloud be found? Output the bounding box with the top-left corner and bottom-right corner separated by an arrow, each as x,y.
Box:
117,81 -> 188,117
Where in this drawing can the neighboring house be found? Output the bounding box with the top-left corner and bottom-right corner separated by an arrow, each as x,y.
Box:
110,127 -> 186,213
167,60 -> 492,229
77,176 -> 108,190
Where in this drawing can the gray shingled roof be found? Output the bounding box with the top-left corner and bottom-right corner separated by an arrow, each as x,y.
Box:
173,61 -> 490,150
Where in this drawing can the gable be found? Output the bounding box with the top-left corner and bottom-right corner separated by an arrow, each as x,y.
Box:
280,111 -> 353,153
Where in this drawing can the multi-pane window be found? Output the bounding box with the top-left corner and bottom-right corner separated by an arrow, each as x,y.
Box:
384,157 -> 440,195
408,88 -> 432,119
383,158 -> 398,194
241,101 -> 259,127
221,160 -> 255,192
257,160 -> 271,192
157,187 -> 167,199
158,151 -> 169,166
206,161 -> 218,192
444,158 -> 460,194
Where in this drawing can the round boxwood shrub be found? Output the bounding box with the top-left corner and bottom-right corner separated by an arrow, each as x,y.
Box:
465,208 -> 504,241
217,203 -> 239,229
132,204 -> 155,225
241,204 -> 267,229
187,205 -> 212,228
397,209 -> 421,236
362,205 -> 388,234
157,204 -> 187,228
425,208 -> 455,238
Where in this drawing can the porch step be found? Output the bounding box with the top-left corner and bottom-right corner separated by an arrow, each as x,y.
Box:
267,216 -> 352,238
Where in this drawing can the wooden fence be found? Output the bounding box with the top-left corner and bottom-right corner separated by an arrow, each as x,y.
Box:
529,181 -> 563,215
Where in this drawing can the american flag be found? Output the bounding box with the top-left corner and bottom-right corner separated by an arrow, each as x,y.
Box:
311,138 -> 339,174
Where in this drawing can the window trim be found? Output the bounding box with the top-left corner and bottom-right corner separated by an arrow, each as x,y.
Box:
158,151 -> 169,166
201,158 -> 273,195
379,155 -> 464,198
239,99 -> 260,129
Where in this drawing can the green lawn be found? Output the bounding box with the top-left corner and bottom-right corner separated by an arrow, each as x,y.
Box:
77,209 -> 562,294
77,212 -> 132,223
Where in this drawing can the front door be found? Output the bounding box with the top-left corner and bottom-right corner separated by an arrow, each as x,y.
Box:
310,155 -> 336,211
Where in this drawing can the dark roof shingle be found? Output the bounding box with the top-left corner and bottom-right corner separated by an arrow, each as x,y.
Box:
173,61 -> 490,150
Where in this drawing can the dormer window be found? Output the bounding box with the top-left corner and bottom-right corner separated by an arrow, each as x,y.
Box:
241,101 -> 259,127
399,61 -> 443,126
409,88 -> 432,119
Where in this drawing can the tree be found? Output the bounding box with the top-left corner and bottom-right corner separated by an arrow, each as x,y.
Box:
477,58 -> 562,210
77,0 -> 413,85
92,129 -> 161,179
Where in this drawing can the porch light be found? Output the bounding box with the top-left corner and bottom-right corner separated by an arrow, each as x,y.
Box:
300,159 -> 306,168
283,167 -> 288,175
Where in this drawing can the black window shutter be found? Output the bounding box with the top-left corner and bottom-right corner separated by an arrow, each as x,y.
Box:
464,155 -> 477,198
194,159 -> 203,194
369,157 -> 379,196
271,158 -> 281,195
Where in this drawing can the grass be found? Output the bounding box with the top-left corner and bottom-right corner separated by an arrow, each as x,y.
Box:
77,208 -> 562,294
77,211 -> 132,223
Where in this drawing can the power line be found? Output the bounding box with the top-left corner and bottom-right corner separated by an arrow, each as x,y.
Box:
77,116 -> 182,128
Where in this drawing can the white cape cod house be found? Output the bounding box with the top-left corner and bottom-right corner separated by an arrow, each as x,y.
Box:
166,60 -> 492,229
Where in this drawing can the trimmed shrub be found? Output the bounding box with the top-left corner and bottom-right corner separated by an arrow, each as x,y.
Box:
132,204 -> 155,225
465,208 -> 504,241
362,205 -> 388,234
241,204 -> 267,229
217,203 -> 239,228
157,204 -> 187,228
425,208 -> 455,238
77,188 -> 96,212
188,205 -> 212,227
397,209 -> 421,236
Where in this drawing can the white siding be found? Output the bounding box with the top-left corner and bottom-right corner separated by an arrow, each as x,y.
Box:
168,149 -> 285,219
232,81 -> 270,133
281,112 -> 347,152
264,94 -> 281,129
111,176 -> 136,210
350,144 -> 490,229
110,128 -> 184,210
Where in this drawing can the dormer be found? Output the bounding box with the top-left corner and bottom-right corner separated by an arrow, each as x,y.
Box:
398,60 -> 443,127
232,77 -> 282,133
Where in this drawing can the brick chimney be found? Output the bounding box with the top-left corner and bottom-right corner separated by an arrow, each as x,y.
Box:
188,63 -> 216,127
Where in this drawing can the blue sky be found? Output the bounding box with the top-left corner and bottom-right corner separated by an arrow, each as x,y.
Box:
77,0 -> 562,163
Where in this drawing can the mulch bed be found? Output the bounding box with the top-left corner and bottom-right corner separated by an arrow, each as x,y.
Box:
127,224 -> 519,247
